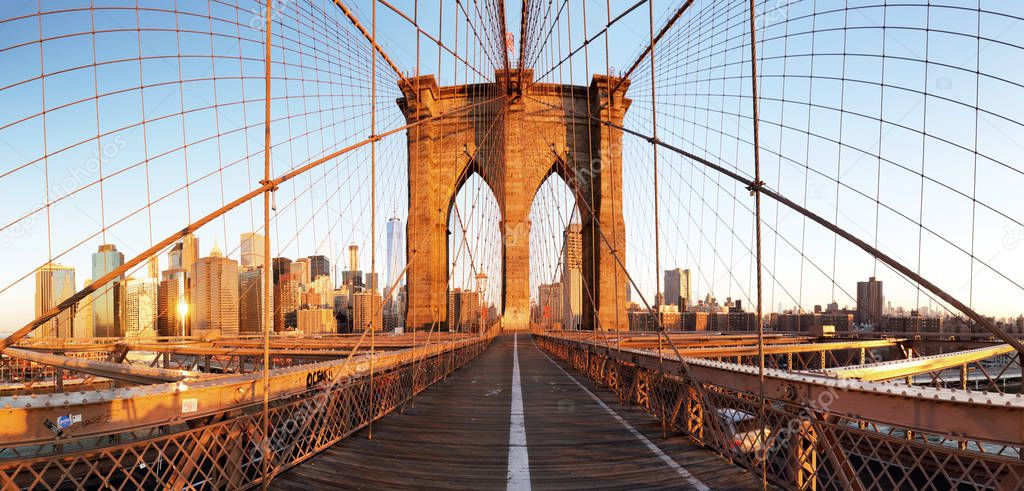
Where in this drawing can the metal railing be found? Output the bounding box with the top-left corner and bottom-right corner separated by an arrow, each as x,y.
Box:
0,336 -> 491,489
535,333 -> 1024,490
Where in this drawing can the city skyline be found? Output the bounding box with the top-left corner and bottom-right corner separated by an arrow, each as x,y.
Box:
22,228 -> 407,338
20,228 -> 1024,340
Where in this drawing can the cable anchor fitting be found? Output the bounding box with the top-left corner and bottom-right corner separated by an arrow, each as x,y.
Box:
260,179 -> 279,211
746,180 -> 765,197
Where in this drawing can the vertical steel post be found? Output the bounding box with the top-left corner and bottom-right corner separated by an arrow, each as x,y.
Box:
261,1 -> 274,488
959,363 -> 969,450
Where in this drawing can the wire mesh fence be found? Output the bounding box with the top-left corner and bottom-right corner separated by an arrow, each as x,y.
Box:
0,337 -> 490,490
535,333 -> 1024,491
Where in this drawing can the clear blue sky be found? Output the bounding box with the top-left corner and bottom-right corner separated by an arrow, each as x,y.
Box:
1,1 -> 1022,333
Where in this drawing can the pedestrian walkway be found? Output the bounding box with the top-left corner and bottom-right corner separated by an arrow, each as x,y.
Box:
272,334 -> 762,490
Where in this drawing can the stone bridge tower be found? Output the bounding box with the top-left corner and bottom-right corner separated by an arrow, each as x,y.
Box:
398,70 -> 630,332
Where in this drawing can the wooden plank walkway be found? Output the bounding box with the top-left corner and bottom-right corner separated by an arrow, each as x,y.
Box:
272,334 -> 764,490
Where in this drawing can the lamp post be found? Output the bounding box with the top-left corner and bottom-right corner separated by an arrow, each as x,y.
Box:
475,273 -> 487,333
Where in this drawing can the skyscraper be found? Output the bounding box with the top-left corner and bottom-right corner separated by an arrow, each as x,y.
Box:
181,233 -> 199,272
190,243 -> 239,337
352,290 -> 382,332
73,282 -> 93,339
291,259 -> 310,285
538,282 -> 563,327
333,289 -> 351,332
348,244 -> 359,271
272,257 -> 292,284
447,288 -> 479,332
562,223 -> 583,330
297,307 -> 335,334
91,244 -> 124,337
306,275 -> 333,308
274,279 -> 301,330
117,277 -> 158,338
271,257 -> 297,331
161,243 -> 190,336
34,262 -> 76,338
663,269 -> 679,308
240,232 -> 266,269
168,242 -> 183,269
663,268 -> 692,309
856,277 -> 884,327
238,266 -> 272,334
342,269 -> 364,289
307,255 -> 330,281
147,255 -> 159,279
385,216 -> 404,297
342,244 -> 363,289
158,269 -> 188,336
462,288 -> 480,332
682,269 -> 692,309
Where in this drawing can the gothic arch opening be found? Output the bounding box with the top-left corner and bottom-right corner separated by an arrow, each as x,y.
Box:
446,172 -> 501,332
529,172 -> 582,330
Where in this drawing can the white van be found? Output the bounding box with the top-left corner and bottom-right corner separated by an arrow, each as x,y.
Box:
717,408 -> 772,454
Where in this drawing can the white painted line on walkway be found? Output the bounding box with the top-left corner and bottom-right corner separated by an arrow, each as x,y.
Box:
507,334 -> 532,490
532,336 -> 710,491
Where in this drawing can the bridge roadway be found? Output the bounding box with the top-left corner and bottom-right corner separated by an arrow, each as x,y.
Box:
273,334 -> 762,490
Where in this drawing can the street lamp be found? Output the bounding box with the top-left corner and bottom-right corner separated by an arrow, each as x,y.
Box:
475,273 -> 488,295
475,273 -> 488,332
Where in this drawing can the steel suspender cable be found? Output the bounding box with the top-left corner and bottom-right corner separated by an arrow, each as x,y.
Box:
368,0 -> 377,441
648,0 -> 662,370
745,1 -> 767,487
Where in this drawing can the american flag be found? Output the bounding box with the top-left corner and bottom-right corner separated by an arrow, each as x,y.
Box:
505,32 -> 515,53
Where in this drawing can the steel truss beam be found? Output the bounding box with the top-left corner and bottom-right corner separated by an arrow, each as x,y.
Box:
0,337 -> 485,446
17,333 -> 474,354
538,334 -> 1024,447
613,333 -> 811,348
820,343 -> 1017,382
2,347 -> 201,385
654,338 -> 900,359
